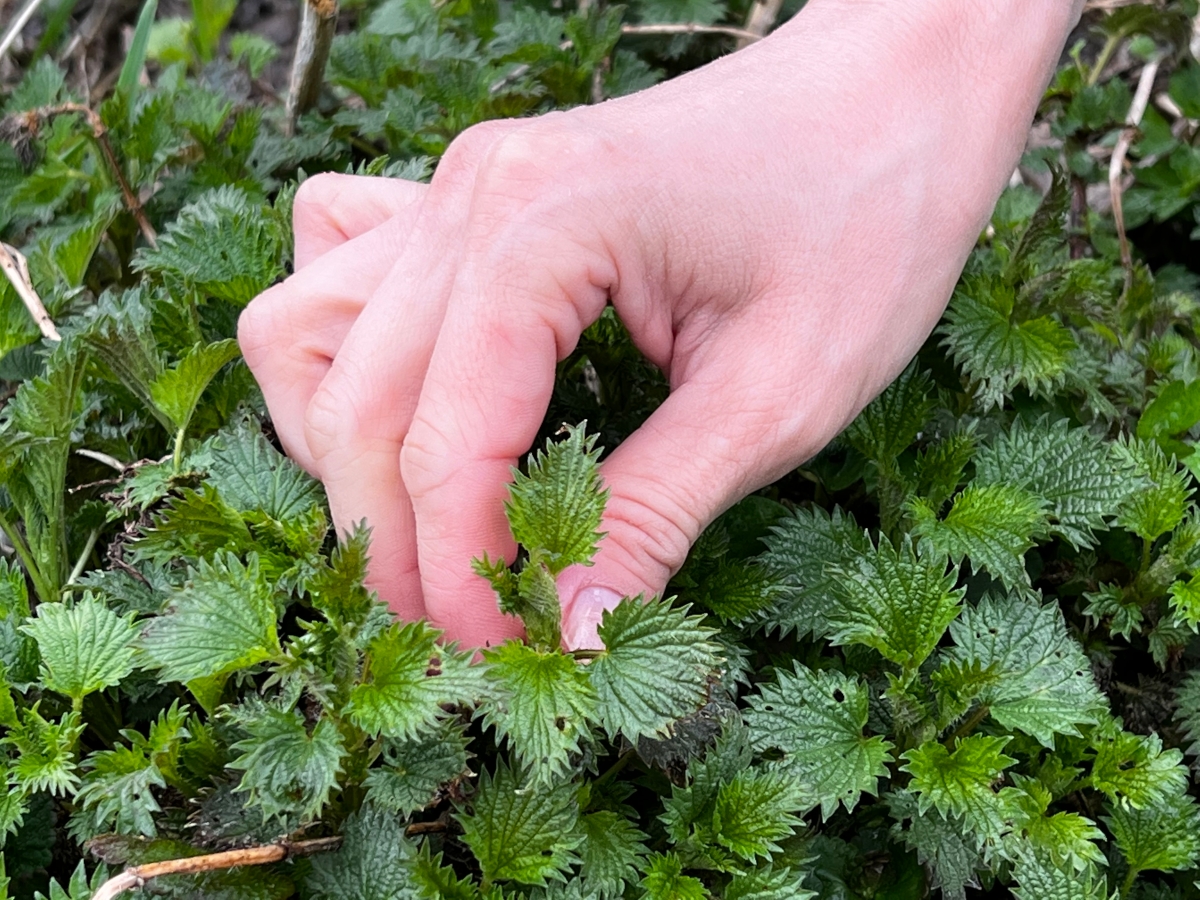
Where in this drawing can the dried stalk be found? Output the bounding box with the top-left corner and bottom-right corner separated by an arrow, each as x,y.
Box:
0,242 -> 59,341
738,0 -> 783,48
1109,58 -> 1159,271
285,0 -> 338,134
91,836 -> 344,900
620,22 -> 761,42
0,0 -> 50,61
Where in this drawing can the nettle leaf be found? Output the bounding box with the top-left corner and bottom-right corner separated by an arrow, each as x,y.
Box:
306,525 -> 373,627
639,853 -> 706,900
228,703 -> 346,823
22,594 -> 138,704
744,664 -> 893,819
1113,437 -> 1192,542
1090,725 -> 1188,809
756,506 -> 873,639
1169,574 -> 1200,629
842,363 -> 933,465
575,810 -> 648,900
1083,583 -> 1143,641
908,483 -> 1048,590
660,723 -> 753,856
941,594 -> 1104,745
305,803 -> 416,900
914,429 -> 977,511
888,790 -> 981,900
479,642 -> 597,787
73,744 -> 165,838
362,722 -> 470,817
1010,846 -> 1110,900
1104,792 -> 1200,876
207,417 -> 323,521
725,865 -> 815,900
688,560 -> 783,626
148,339 -> 241,432
1007,777 -> 1105,873
900,735 -> 1016,838
133,185 -> 284,306
827,534 -> 963,672
4,707 -> 83,796
1138,378 -> 1200,451
506,423 -> 608,574
132,484 -> 255,565
940,278 -> 1076,409
459,759 -> 581,887
711,769 -> 805,862
347,620 -> 482,741
588,596 -> 720,741
1174,670 -> 1200,757
140,552 -> 281,684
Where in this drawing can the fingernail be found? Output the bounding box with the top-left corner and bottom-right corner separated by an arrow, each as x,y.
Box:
562,586 -> 623,651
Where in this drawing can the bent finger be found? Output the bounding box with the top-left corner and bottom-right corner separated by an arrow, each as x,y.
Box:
293,172 -> 427,270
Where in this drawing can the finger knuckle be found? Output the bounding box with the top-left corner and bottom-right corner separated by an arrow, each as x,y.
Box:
304,380 -> 357,464
399,418 -> 456,502
604,486 -> 701,582
237,285 -> 287,367
292,172 -> 347,228
433,119 -> 522,191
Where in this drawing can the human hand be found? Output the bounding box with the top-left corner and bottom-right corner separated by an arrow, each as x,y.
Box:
240,0 -> 1081,649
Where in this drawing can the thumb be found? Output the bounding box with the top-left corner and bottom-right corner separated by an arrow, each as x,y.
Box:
558,382 -> 782,650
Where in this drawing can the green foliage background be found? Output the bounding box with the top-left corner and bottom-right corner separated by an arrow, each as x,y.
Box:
2,0 -> 1200,898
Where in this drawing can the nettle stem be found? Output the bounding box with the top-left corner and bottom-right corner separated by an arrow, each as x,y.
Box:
1120,865 -> 1140,899
0,506 -> 54,605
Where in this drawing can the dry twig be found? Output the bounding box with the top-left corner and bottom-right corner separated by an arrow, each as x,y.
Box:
738,0 -> 783,48
0,0 -> 51,61
286,0 -> 339,134
619,22 -> 761,41
91,837 -> 344,900
0,242 -> 59,341
1109,58 -> 1159,270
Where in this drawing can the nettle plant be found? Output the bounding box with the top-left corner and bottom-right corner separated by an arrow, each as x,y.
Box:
2,0 -> 1200,898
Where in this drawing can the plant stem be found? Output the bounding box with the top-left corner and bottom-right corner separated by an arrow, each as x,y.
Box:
1140,536 -> 1152,576
65,528 -> 99,589
571,648 -> 602,660
0,505 -> 54,605
945,704 -> 990,747
173,427 -> 187,475
1120,865 -> 1139,899
1088,32 -> 1121,86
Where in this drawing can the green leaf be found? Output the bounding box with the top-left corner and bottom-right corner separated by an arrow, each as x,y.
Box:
306,525 -> 374,627
31,859 -> 110,900
900,735 -> 1016,838
744,664 -> 893,819
1089,724 -> 1188,809
228,703 -> 345,823
1082,583 -> 1144,641
1104,792 -> 1200,876
362,723 -> 470,817
1006,777 -> 1105,873
688,560 -> 783,626
133,485 -> 254,565
941,594 -> 1105,745
22,594 -> 138,704
725,865 -> 815,900
74,744 -> 165,838
1174,670 -> 1200,757
842,363 -> 933,465
347,620 -> 482,741
207,417 -> 323,521
117,0 -> 158,99
1138,379 -> 1200,451
756,506 -> 873,639
712,769 -> 805,862
914,429 -> 977,512
827,534 -> 963,672
505,423 -> 608,574
659,723 -> 753,862
139,552 -> 281,684
458,759 -> 581,887
575,811 -> 648,900
941,278 -> 1075,410
1010,847 -> 1110,900
639,853 -> 706,900
974,415 -> 1123,549
1113,437 -> 1192,542
908,483 -> 1048,590
479,642 -> 597,787
589,596 -> 720,741
1168,574 -> 1200,630
148,339 -> 241,433
888,790 -> 981,900
305,803 -> 417,900
3,706 -> 83,796
133,186 -> 284,306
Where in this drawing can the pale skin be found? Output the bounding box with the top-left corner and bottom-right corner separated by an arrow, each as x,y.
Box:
239,0 -> 1085,649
